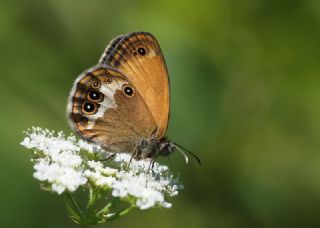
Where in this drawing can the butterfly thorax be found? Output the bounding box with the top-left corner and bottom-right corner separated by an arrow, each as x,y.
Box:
135,137 -> 176,160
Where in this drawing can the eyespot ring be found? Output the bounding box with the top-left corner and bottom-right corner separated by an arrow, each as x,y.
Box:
137,47 -> 147,56
105,77 -> 112,84
92,81 -> 101,89
122,84 -> 135,97
82,102 -> 98,115
87,90 -> 104,103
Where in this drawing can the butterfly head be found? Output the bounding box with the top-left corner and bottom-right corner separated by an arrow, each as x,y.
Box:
135,138 -> 201,165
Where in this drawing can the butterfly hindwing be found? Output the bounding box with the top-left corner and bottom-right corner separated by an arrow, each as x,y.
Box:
67,66 -> 157,152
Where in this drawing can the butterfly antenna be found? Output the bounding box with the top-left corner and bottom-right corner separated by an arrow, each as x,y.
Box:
174,143 -> 201,165
175,146 -> 189,164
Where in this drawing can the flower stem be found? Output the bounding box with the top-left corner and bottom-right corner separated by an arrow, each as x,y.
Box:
85,187 -> 100,224
97,202 -> 112,217
106,205 -> 134,221
62,192 -> 84,224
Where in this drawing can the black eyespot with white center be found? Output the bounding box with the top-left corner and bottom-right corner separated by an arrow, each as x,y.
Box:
137,47 -> 146,56
122,84 -> 134,97
89,90 -> 101,101
82,102 -> 97,114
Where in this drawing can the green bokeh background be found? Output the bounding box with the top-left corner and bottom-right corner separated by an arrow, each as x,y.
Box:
1,0 -> 320,227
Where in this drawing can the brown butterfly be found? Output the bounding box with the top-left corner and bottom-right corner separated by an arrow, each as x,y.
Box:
67,32 -> 200,163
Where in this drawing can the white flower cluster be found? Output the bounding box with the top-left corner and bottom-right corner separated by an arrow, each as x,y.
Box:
21,128 -> 87,194
21,127 -> 183,210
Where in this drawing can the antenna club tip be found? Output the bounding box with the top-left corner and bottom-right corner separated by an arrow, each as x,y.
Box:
173,143 -> 201,165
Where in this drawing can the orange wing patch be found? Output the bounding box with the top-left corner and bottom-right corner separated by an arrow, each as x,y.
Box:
99,32 -> 170,139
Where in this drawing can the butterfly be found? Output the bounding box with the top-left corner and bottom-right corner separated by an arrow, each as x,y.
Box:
67,32 -> 200,163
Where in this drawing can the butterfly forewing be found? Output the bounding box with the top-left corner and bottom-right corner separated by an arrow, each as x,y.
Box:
99,32 -> 170,139
67,66 -> 157,152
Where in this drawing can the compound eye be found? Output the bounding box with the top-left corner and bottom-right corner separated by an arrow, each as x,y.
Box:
82,102 -> 98,115
122,84 -> 134,97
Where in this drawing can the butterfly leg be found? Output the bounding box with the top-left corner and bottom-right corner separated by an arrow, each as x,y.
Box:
126,145 -> 139,171
151,159 -> 156,172
98,153 -> 116,162
146,159 -> 156,174
144,159 -> 156,188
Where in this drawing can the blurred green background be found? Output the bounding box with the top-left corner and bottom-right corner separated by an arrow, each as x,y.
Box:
1,0 -> 320,227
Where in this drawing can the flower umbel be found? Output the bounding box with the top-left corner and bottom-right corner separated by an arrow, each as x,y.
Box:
21,127 -> 183,226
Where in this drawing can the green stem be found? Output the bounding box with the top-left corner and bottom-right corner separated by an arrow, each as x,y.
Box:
63,189 -> 135,226
84,187 -> 101,225
97,202 -> 112,217
106,206 -> 134,222
88,188 -> 99,210
62,192 -> 84,224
